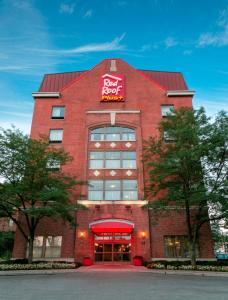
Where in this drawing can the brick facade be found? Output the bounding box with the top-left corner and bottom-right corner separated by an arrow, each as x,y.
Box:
11,58 -> 214,262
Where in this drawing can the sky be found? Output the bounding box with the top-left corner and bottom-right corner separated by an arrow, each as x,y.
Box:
0,0 -> 228,134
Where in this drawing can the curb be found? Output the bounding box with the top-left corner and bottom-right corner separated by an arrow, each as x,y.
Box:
147,269 -> 228,277
0,269 -> 79,276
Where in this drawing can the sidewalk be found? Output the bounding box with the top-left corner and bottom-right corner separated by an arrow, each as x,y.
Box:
0,265 -> 228,277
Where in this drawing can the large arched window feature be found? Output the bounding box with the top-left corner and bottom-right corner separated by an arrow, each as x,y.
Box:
90,126 -> 136,141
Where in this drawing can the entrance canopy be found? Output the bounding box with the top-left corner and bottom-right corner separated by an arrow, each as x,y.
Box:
89,219 -> 134,233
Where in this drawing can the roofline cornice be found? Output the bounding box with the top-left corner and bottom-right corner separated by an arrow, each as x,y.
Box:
32,92 -> 60,98
167,90 -> 195,97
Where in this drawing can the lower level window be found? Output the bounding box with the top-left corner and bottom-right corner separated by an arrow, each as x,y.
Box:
29,236 -> 62,259
164,235 -> 197,258
88,180 -> 138,201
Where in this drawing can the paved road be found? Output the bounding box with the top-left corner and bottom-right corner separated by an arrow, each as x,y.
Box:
0,272 -> 227,300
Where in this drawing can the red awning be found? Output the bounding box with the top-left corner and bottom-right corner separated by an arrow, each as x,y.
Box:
90,219 -> 134,233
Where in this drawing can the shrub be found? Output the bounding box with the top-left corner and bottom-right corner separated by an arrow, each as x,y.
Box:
146,261 -> 228,272
0,262 -> 80,271
0,232 -> 15,260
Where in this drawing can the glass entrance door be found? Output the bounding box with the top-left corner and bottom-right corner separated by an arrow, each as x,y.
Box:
94,233 -> 131,262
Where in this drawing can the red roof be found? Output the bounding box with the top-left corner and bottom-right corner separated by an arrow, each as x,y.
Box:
38,69 -> 188,92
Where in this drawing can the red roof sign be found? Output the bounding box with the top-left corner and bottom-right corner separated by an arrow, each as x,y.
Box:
101,74 -> 125,102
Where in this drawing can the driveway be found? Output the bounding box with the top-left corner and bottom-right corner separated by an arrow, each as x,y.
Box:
0,272 -> 227,300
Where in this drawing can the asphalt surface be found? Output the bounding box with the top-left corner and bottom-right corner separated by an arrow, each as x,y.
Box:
0,272 -> 227,300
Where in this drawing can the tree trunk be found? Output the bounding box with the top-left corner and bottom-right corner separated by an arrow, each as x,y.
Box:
189,240 -> 197,269
28,235 -> 34,264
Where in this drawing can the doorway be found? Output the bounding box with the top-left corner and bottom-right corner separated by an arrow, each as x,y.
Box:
94,232 -> 131,262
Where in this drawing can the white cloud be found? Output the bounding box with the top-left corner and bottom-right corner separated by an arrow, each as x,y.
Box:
194,94 -> 228,117
164,37 -> 178,48
83,9 -> 93,19
59,3 -> 75,14
198,30 -> 228,47
0,120 -> 31,134
2,111 -> 32,118
30,33 -> 126,56
0,0 -> 55,75
140,44 -> 152,52
183,49 -> 192,55
198,6 -> 228,47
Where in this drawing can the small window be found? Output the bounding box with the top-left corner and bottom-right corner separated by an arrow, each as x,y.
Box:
90,127 -> 136,141
88,180 -> 138,201
45,236 -> 62,258
163,131 -> 176,143
28,236 -> 62,259
88,180 -> 103,201
49,129 -> 63,143
52,107 -> 65,119
164,236 -> 190,258
161,105 -> 174,117
89,151 -> 136,169
105,180 -> 121,201
46,159 -> 60,171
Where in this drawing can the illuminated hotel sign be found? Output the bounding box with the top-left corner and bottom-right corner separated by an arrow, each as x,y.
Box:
101,74 -> 124,102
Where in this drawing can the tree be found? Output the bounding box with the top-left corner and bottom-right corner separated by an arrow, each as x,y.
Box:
144,107 -> 228,268
211,221 -> 228,253
0,127 -> 84,263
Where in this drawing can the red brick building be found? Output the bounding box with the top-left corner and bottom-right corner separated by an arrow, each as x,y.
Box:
12,58 -> 214,263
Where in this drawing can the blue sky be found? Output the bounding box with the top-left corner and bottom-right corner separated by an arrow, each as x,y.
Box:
0,0 -> 227,133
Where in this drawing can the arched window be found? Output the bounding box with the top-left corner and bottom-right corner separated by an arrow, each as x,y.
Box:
90,126 -> 136,141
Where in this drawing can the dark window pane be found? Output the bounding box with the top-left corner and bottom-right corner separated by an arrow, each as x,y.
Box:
122,133 -> 135,141
122,152 -> 136,159
106,133 -> 120,141
91,128 -> 105,133
123,191 -> 138,200
90,160 -> 103,169
121,127 -> 135,133
105,191 -> 121,200
49,129 -> 63,143
91,133 -> 104,141
88,191 -> 103,200
105,160 -> 121,169
122,160 -> 136,169
105,180 -> 121,190
123,180 -> 137,190
90,152 -> 104,159
52,107 -> 65,119
88,180 -> 103,190
161,105 -> 174,117
164,236 -> 191,258
106,127 -> 121,133
106,152 -> 121,159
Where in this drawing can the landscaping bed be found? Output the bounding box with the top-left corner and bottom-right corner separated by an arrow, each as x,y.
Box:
0,260 -> 80,271
147,261 -> 228,272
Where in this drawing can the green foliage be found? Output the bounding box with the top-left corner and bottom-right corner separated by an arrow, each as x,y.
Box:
144,107 -> 228,266
0,127 -> 85,262
0,262 -> 80,271
0,231 -> 15,259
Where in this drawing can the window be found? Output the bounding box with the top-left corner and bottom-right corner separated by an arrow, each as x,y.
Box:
51,106 -> 65,119
88,180 -> 103,200
164,236 -> 198,258
88,180 -> 138,201
29,236 -> 62,259
163,131 -> 176,143
161,105 -> 174,117
89,151 -> 136,169
90,127 -> 136,141
49,129 -> 63,143
46,159 -> 60,171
